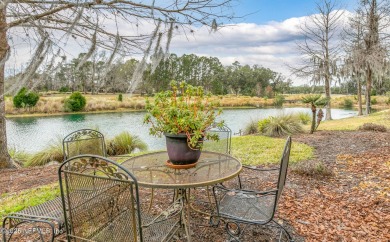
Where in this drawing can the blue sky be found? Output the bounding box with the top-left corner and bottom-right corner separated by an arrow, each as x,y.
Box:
169,0 -> 356,85
235,0 -> 356,24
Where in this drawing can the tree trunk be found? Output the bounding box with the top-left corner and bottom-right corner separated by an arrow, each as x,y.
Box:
366,67 -> 372,114
0,6 -> 14,169
357,75 -> 363,116
310,104 -> 316,134
324,74 -> 332,120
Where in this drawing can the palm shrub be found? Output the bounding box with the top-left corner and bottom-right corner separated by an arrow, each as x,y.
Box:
64,92 -> 86,112
106,131 -> 148,156
258,114 -> 303,137
301,95 -> 329,134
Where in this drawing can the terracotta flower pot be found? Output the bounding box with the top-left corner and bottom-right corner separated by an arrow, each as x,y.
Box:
164,133 -> 202,167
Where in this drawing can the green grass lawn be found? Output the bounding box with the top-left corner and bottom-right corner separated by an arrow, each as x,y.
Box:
231,135 -> 313,165
0,183 -> 60,224
318,109 -> 390,131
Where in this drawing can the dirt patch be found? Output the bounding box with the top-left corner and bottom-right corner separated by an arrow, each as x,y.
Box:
0,164 -> 59,194
1,130 -> 389,241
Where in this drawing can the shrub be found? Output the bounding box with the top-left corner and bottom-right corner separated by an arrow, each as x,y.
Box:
64,92 -> 86,112
13,87 -> 40,108
273,94 -> 285,107
118,93 -> 123,102
258,118 -> 271,133
296,112 -> 310,125
343,98 -> 353,109
371,98 -> 377,105
292,160 -> 333,177
259,114 -> 303,137
106,132 -> 148,156
59,86 -> 70,93
358,123 -> 387,132
243,119 -> 259,135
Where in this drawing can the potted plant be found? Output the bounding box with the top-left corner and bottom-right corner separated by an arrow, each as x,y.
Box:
144,81 -> 223,168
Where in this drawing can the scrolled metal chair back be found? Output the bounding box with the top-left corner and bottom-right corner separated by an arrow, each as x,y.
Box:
63,129 -> 106,160
59,155 -> 143,242
203,123 -> 232,154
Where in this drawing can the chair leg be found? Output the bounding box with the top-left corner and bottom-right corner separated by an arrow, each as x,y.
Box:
225,221 -> 241,242
2,216 -> 56,242
272,219 -> 294,242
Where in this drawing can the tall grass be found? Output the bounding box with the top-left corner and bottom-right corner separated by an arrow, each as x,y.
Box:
260,113 -> 303,137
25,138 -> 63,166
106,132 -> 148,156
243,119 -> 259,135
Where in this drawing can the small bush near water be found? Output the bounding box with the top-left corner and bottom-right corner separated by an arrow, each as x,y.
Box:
25,139 -> 63,167
273,95 -> 285,107
13,87 -> 40,108
343,98 -> 353,109
64,92 -> 86,112
258,113 -> 303,137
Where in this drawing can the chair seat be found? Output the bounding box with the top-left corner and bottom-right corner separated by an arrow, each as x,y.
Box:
11,196 -> 64,234
218,191 -> 275,224
90,209 -> 180,242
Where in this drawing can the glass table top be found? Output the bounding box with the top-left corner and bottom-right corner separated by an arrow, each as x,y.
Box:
121,151 -> 242,188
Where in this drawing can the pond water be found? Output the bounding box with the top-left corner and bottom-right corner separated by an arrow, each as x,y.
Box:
6,107 -> 357,153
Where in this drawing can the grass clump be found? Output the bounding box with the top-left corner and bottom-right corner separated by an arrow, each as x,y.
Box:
258,113 -> 303,137
296,112 -> 310,125
106,131 -> 148,156
358,123 -> 387,132
231,135 -> 313,166
25,139 -> 63,167
0,183 -> 60,224
243,119 -> 259,135
292,160 -> 333,177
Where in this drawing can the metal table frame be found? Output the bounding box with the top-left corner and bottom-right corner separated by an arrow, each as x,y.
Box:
121,151 -> 242,241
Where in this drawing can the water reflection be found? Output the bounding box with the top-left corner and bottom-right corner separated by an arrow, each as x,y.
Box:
62,114 -> 85,122
6,108 -> 358,153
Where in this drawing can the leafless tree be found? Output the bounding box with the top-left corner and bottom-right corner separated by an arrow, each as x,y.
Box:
291,0 -> 344,120
0,0 -> 234,169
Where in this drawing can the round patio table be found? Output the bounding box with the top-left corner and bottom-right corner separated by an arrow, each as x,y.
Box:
121,151 -> 242,188
121,151 -> 242,242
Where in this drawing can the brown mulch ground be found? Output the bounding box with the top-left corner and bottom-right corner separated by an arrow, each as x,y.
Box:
1,130 -> 389,241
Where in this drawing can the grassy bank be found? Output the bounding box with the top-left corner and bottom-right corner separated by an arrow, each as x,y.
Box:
5,93 -> 390,117
318,109 -> 390,131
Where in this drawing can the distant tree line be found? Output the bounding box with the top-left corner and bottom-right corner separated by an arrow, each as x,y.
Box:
6,53 -> 293,97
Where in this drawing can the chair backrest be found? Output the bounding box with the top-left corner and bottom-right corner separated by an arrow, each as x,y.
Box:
276,136 -> 292,204
63,129 -> 106,160
59,155 -> 143,242
203,123 -> 232,154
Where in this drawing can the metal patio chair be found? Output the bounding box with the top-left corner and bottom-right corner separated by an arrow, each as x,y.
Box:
63,129 -> 106,160
203,123 -> 232,154
188,123 -> 232,215
2,129 -> 107,242
59,155 -> 182,242
210,136 -> 293,242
